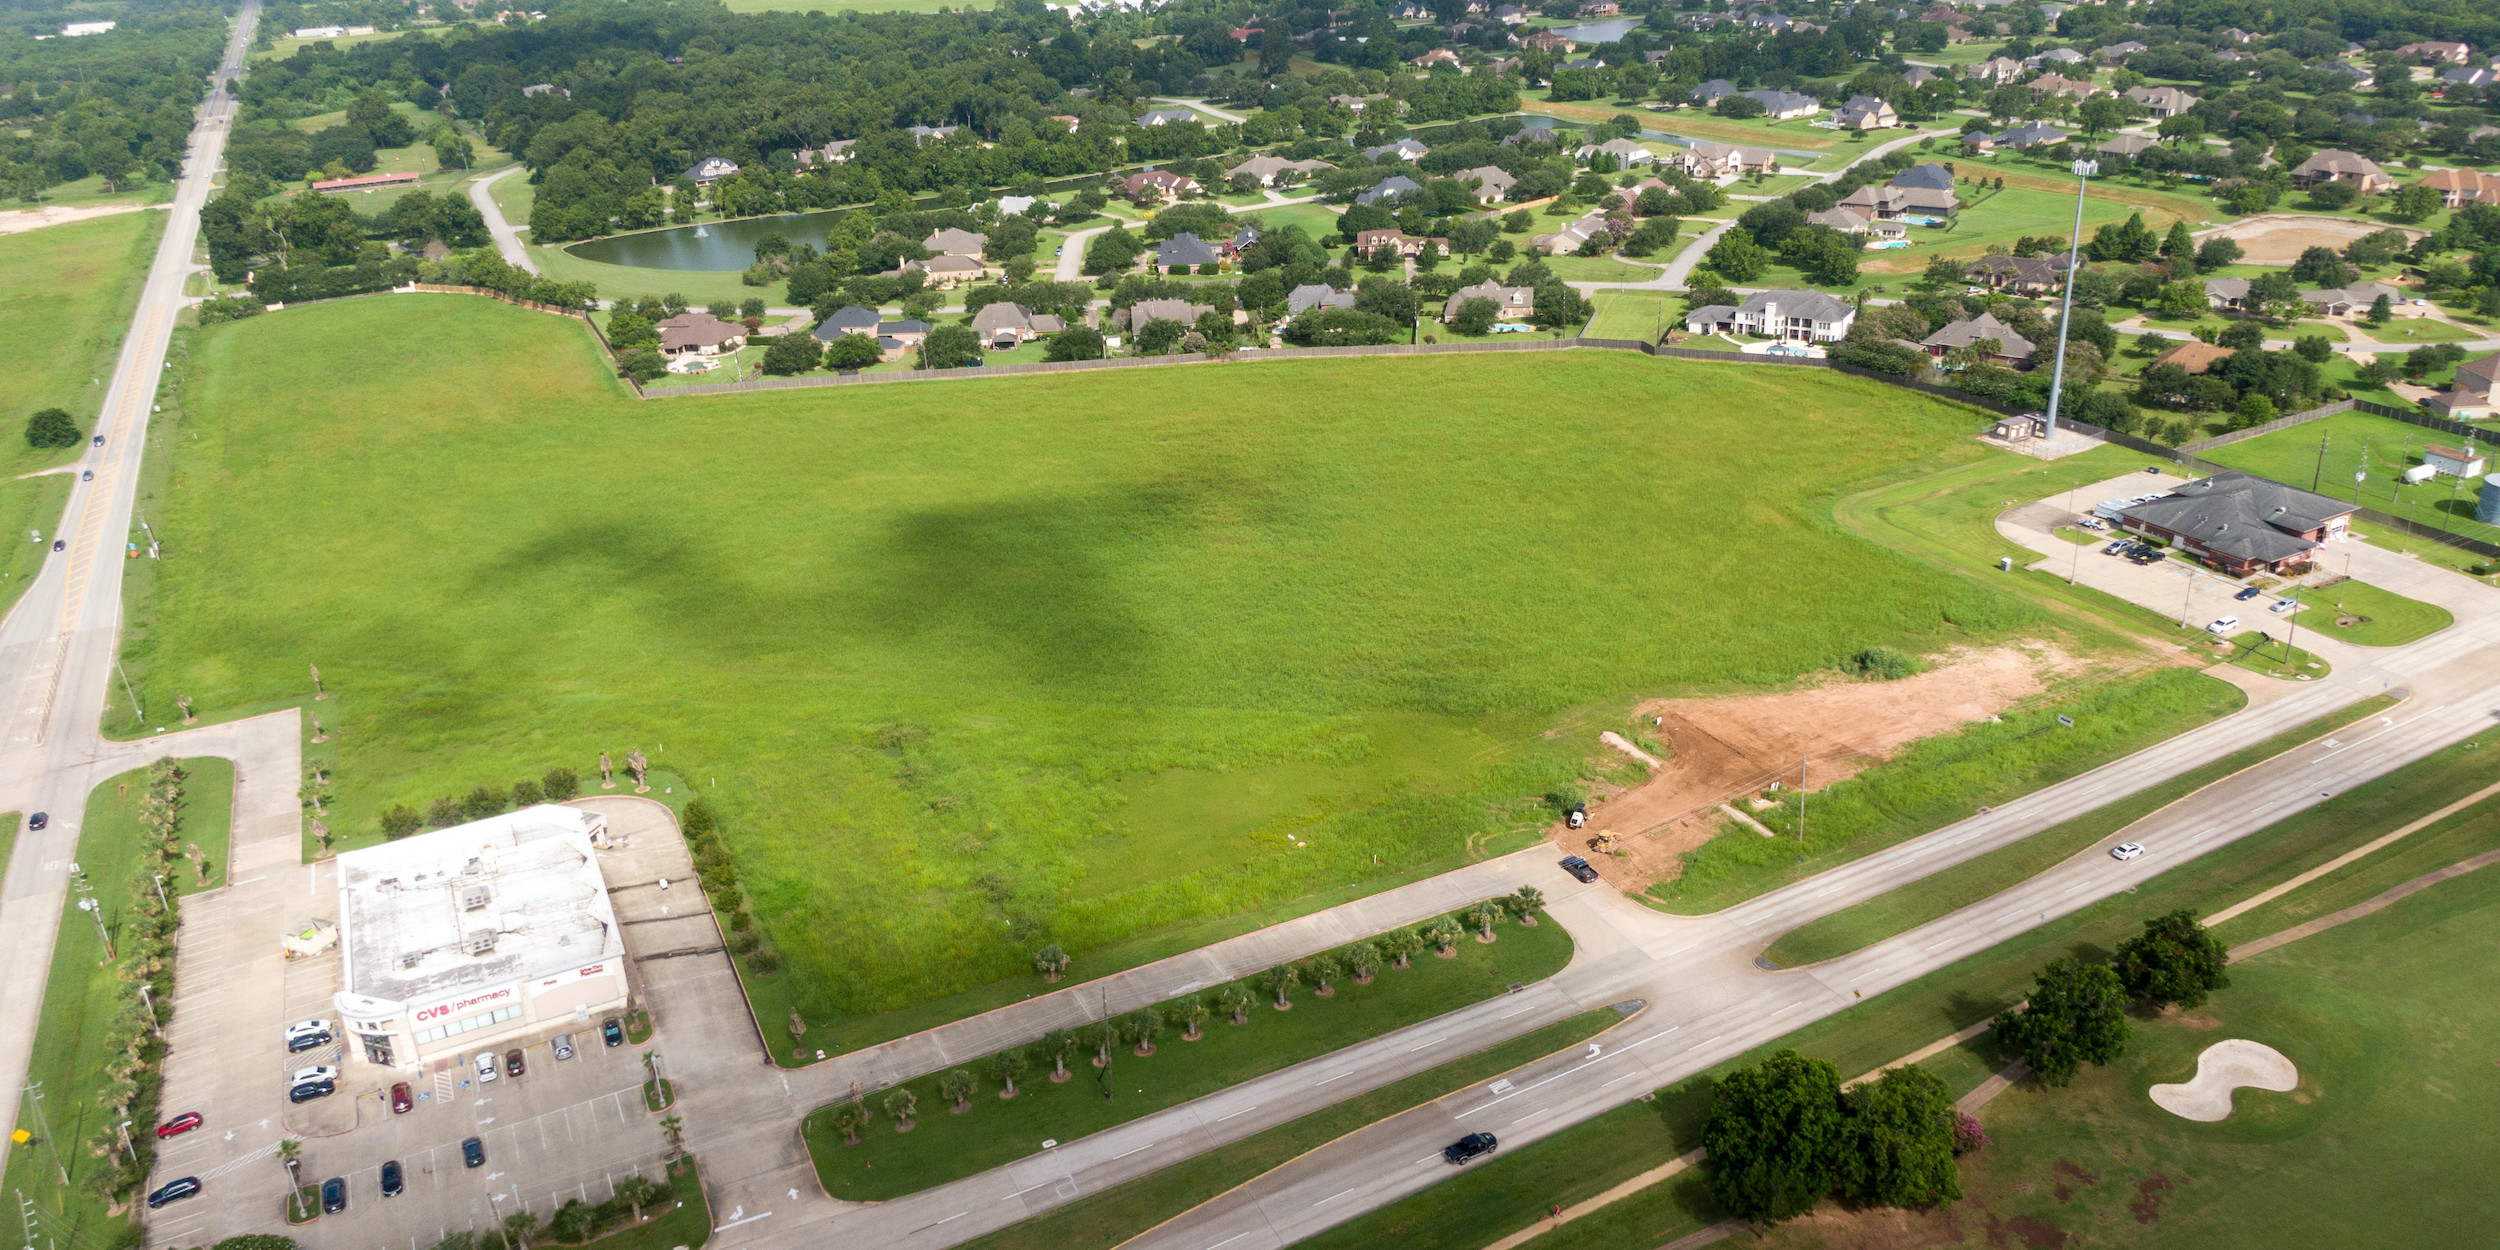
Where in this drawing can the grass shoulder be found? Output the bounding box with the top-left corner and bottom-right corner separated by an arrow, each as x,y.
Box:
804,908 -> 1571,1201
2295,576 -> 2451,647
2217,630 -> 2329,680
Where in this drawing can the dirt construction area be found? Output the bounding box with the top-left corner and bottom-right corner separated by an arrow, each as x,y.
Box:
1569,646 -> 2089,891
2197,213 -> 2426,265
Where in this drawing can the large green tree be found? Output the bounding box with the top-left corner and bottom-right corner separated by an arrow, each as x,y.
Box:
1840,1065 -> 1962,1209
2112,909 -> 2231,1009
1993,959 -> 2132,1086
1702,1049 -> 1847,1224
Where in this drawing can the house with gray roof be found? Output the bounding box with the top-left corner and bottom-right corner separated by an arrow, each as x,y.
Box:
1690,78 -> 1739,105
970,302 -> 1067,348
2124,84 -> 2197,116
924,227 -> 987,258
1155,233 -> 1223,270
1743,88 -> 1821,119
1979,121 -> 2067,149
1287,284 -> 1357,315
1686,290 -> 1856,341
2114,472 -> 2354,576
812,305 -> 883,341
1891,162 -> 1956,191
2099,133 -> 2161,157
1922,312 -> 2035,363
1229,155 -> 1334,186
1574,137 -> 1656,166
684,156 -> 740,184
1137,108 -> 1202,125
1443,281 -> 1533,321
1117,298 -> 1217,331
1363,138 -> 1430,162
1457,165 -> 1518,200
1356,174 -> 1423,205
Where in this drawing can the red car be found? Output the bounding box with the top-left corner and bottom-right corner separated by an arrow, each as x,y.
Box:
156,1112 -> 203,1139
390,1083 -> 413,1115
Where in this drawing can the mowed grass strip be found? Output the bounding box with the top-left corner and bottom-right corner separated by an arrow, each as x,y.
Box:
138,294 -> 2040,1029
806,911 -> 1572,1200
952,1009 -> 1622,1250
2201,410 -> 2500,546
1292,731 -> 2500,1250
1,759 -> 233,1248
2293,575 -> 2452,647
1762,694 -> 2398,967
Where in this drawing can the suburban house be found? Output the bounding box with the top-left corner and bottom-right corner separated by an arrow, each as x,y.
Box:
1903,66 -> 1937,87
1356,174 -> 1423,205
1892,162 -> 1955,192
1412,48 -> 1462,68
1837,183 -> 1958,219
684,156 -> 740,185
2418,167 -> 2500,207
1678,140 -> 1779,177
1690,78 -> 1739,106
793,139 -> 856,168
969,303 -> 1067,349
2152,340 -> 2232,374
811,306 -> 883,341
2427,355 -> 2500,418
1806,206 -> 1906,239
2026,72 -> 2104,99
1743,89 -> 1821,119
2030,46 -> 2087,65
2302,282 -> 2412,318
2098,133 -> 2161,157
1116,298 -> 1216,331
1137,107 -> 1201,126
2423,443 -> 2486,478
2124,84 -> 2198,115
1363,138 -> 1431,162
1922,312 -> 2035,364
1532,211 -> 1612,255
1155,233 -> 1223,271
1519,30 -> 1575,52
2113,472 -> 2354,577
654,311 -> 745,356
1443,281 -> 1533,321
1835,95 -> 1898,129
2201,277 -> 2257,313
1229,155 -> 1334,186
1352,228 -> 1448,259
1288,284 -> 1357,315
1119,170 -> 1201,203
906,124 -> 959,145
1964,56 -> 2024,82
2395,39 -> 2470,64
1574,137 -> 1656,166
1683,290 -> 1857,342
1577,0 -> 1618,14
1965,252 -> 2073,293
2289,149 -> 2393,193
1492,2 -> 1526,21
1458,165 -> 1518,200
879,318 -> 931,345
923,227 -> 987,258
1225,224 -> 1260,256
1976,121 -> 2067,150
2097,40 -> 2146,61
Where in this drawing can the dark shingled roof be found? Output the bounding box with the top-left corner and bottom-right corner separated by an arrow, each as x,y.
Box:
2118,471 -> 2353,564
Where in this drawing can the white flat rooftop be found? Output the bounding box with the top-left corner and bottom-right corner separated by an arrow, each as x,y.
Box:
337,806 -> 623,1008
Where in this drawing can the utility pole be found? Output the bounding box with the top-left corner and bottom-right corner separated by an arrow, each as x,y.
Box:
21,1086 -> 65,1186
2041,159 -> 2097,442
2311,431 -> 2329,493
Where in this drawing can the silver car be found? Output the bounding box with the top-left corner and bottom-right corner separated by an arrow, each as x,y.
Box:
551,1033 -> 574,1061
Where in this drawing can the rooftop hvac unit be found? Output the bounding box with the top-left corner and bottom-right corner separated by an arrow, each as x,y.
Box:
466,929 -> 498,956
400,950 -> 425,969
460,884 -> 492,912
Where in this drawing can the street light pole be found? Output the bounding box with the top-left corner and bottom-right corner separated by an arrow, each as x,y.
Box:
2042,159 -> 2098,442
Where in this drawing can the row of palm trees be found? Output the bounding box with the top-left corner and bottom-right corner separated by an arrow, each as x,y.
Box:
824,887 -> 1547,1143
81,759 -> 192,1206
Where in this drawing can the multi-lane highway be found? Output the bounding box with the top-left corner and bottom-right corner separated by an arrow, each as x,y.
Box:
0,0 -> 261,1183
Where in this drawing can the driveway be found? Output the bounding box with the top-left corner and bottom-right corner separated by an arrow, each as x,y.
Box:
469,167 -> 538,275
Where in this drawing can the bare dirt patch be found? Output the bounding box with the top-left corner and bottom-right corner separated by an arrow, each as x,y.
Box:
0,201 -> 157,236
1985,1212 -> 2071,1249
1760,1203 -> 1968,1249
1570,644 -> 2086,891
2199,213 -> 2425,265
2131,1173 -> 2176,1224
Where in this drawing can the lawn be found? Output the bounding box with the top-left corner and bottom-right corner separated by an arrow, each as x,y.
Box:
1243,201 -> 1339,242
1,759 -> 233,1250
1584,290 -> 1678,341
137,293 -> 2067,1037
2199,411 -> 2500,546
585,1157 -> 711,1250
1881,184 -> 2187,272
2290,575 -> 2451,647
535,243 -> 782,308
2124,313 -> 2349,344
2219,629 -> 2329,680
2351,315 -> 2481,345
805,908 -> 1571,1199
953,1009 -> 1621,1250
1539,254 -> 1662,283
1308,730 -> 2500,1250
1761,695 -> 2395,967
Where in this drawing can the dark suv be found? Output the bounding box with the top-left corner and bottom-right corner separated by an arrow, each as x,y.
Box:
287,1080 -> 335,1104
320,1176 -> 346,1214
462,1137 -> 486,1169
1444,1132 -> 1499,1164
1559,855 -> 1600,883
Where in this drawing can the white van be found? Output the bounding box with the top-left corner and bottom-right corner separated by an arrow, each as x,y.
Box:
2206,616 -> 2240,635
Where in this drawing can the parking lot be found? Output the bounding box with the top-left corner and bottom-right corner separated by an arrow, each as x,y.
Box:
146,797 -> 701,1250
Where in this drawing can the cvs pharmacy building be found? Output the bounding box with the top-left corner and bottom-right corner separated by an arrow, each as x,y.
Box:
331,806 -> 631,1071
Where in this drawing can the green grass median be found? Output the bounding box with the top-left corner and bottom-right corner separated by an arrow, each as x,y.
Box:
2293,576 -> 2452,647
806,908 -> 1571,1201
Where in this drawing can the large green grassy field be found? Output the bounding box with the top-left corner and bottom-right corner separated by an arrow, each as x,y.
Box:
2200,411 -> 2500,546
135,294 -> 2068,1033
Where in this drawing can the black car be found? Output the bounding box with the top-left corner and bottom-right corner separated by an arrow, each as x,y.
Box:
1559,855 -> 1600,883
1444,1132 -> 1499,1164
26,812 -> 44,832
91,435 -> 103,446
602,1017 -> 624,1047
50,539 -> 63,552
461,1136 -> 486,1169
145,1177 -> 201,1208
380,1160 -> 403,1198
320,1176 -> 346,1214
288,1080 -> 335,1104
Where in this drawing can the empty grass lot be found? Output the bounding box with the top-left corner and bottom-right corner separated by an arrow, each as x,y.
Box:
1,759 -> 232,1250
806,910 -> 1569,1199
1315,732 -> 2500,1250
1584,290 -> 1679,341
2296,574 -> 2452,646
140,294 -> 2068,1033
2200,410 -> 2500,546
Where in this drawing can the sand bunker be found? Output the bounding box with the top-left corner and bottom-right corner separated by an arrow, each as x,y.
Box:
2199,213 -> 2425,266
2149,1039 -> 2298,1121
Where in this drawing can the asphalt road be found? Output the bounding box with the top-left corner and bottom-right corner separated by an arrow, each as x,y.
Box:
469,166 -> 538,274
0,0 -> 260,1183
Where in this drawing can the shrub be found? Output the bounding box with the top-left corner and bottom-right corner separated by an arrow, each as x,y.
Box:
511,779 -> 543,807
728,929 -> 762,955
726,908 -> 753,931
462,785 -> 508,820
1846,646 -> 1918,680
760,332 -> 824,375
424,797 -> 461,827
542,767 -> 580,800
24,407 -> 79,449
379,804 -> 422,839
746,948 -> 783,974
196,295 -> 265,326
682,797 -> 718,837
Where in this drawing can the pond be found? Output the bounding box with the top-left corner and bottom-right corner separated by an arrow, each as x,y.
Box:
567,208 -> 860,271
1551,17 -> 1636,43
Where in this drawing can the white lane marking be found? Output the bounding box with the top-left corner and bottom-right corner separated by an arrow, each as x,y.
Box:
1213,1106 -> 1256,1122
1002,1179 -> 1052,1199
1313,1187 -> 1358,1207
1687,1034 -> 1724,1052
1497,1005 -> 1534,1020
1456,1025 -> 1677,1118
1111,1142 -> 1155,1161
1206,1231 -> 1256,1249
1315,1071 -> 1354,1086
1601,1071 -> 1643,1088
1406,1037 -> 1447,1052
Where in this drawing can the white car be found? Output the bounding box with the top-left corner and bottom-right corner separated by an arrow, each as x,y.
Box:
283,1019 -> 333,1052
475,1052 -> 499,1083
2206,616 -> 2239,635
2111,842 -> 2145,861
290,1065 -> 339,1087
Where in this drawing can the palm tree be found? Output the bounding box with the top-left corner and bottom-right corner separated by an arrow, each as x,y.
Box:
659,1114 -> 685,1158
987,1049 -> 1027,1099
828,1101 -> 871,1145
1264,963 -> 1299,1009
1309,956 -> 1341,997
278,1138 -> 302,1191
1092,1018 -> 1118,1068
1512,886 -> 1545,924
1036,1029 -> 1077,1083
1470,899 -> 1506,941
1033,944 -> 1070,983
1219,983 -> 1256,1025
1171,998 -> 1210,1041
1126,1007 -> 1163,1055
610,1174 -> 660,1223
501,1209 -> 539,1250
1347,942 -> 1381,984
940,1068 -> 977,1113
1426,916 -> 1462,956
882,1087 -> 918,1131
1380,929 -> 1420,969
